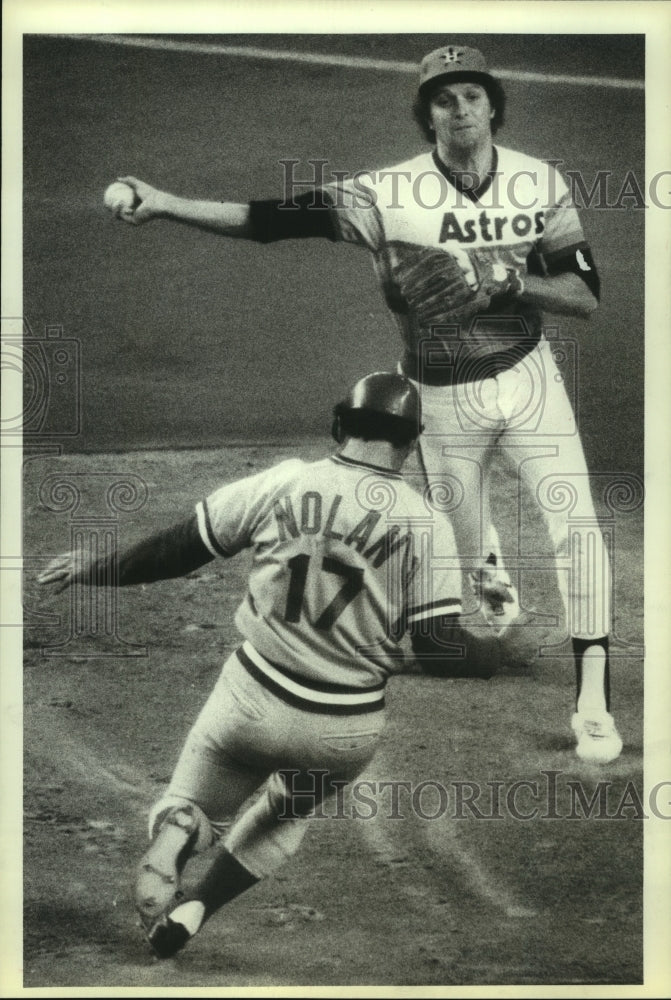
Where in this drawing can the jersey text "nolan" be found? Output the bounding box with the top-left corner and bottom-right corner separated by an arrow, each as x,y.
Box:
273,492 -> 420,578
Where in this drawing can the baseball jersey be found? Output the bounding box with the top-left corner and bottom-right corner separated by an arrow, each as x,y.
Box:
249,146 -> 596,385
320,147 -> 590,379
196,455 -> 461,692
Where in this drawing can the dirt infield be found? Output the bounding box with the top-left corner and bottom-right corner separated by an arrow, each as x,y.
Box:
22,443 -> 644,987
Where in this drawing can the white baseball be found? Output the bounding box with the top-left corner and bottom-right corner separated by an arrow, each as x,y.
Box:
103,181 -> 136,216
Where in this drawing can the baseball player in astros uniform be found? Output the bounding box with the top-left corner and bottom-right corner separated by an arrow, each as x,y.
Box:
39,372 -> 510,959
111,45 -> 621,764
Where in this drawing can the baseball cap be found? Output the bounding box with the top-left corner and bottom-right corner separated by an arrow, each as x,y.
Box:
418,45 -> 495,94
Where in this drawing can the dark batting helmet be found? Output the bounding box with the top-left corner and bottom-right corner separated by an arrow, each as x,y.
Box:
331,372 -> 423,445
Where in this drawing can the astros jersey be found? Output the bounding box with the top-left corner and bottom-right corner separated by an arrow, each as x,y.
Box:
322,146 -> 590,379
195,455 -> 461,690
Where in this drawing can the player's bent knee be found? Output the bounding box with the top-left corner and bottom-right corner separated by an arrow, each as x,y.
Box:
148,795 -> 216,853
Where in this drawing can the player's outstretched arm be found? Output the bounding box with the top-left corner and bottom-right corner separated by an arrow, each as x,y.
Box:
116,176 -> 253,237
37,516 -> 215,591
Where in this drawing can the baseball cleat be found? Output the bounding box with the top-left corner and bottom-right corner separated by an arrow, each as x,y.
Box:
146,900 -> 205,959
470,565 -> 520,634
146,914 -> 192,959
135,805 -> 199,924
571,711 -> 623,764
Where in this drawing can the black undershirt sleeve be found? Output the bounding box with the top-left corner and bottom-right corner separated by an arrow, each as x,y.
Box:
409,613 -> 502,680
74,515 -> 215,586
248,191 -> 337,243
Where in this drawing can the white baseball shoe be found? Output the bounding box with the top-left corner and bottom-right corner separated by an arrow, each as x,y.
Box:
571,711 -> 623,764
470,564 -> 520,635
135,805 -> 198,925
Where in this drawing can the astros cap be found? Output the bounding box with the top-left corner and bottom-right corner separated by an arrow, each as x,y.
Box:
419,45 -> 494,95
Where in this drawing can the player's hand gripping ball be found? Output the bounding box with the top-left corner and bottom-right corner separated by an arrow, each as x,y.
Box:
103,181 -> 137,219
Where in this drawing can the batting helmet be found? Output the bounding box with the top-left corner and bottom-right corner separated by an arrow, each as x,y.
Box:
331,372 -> 423,445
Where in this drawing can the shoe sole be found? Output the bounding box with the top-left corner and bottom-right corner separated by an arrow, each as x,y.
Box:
135,809 -> 197,924
471,573 -> 520,630
480,593 -> 520,634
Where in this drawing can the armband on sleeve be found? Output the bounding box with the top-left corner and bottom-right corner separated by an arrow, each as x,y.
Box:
545,242 -> 601,301
410,613 -> 501,680
248,192 -> 337,243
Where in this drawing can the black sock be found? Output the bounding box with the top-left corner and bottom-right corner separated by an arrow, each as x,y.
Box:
572,636 -> 610,711
193,848 -> 259,923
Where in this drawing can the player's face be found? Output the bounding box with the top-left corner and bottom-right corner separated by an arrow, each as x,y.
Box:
428,82 -> 494,151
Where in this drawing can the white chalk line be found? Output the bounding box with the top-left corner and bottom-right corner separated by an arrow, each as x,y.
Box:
27,722 -> 154,802
31,726 -> 537,919
62,34 -> 644,91
354,765 -> 537,920
424,822 -> 538,919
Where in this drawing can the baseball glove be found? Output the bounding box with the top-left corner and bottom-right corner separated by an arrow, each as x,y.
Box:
390,244 -> 522,330
469,248 -> 524,299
